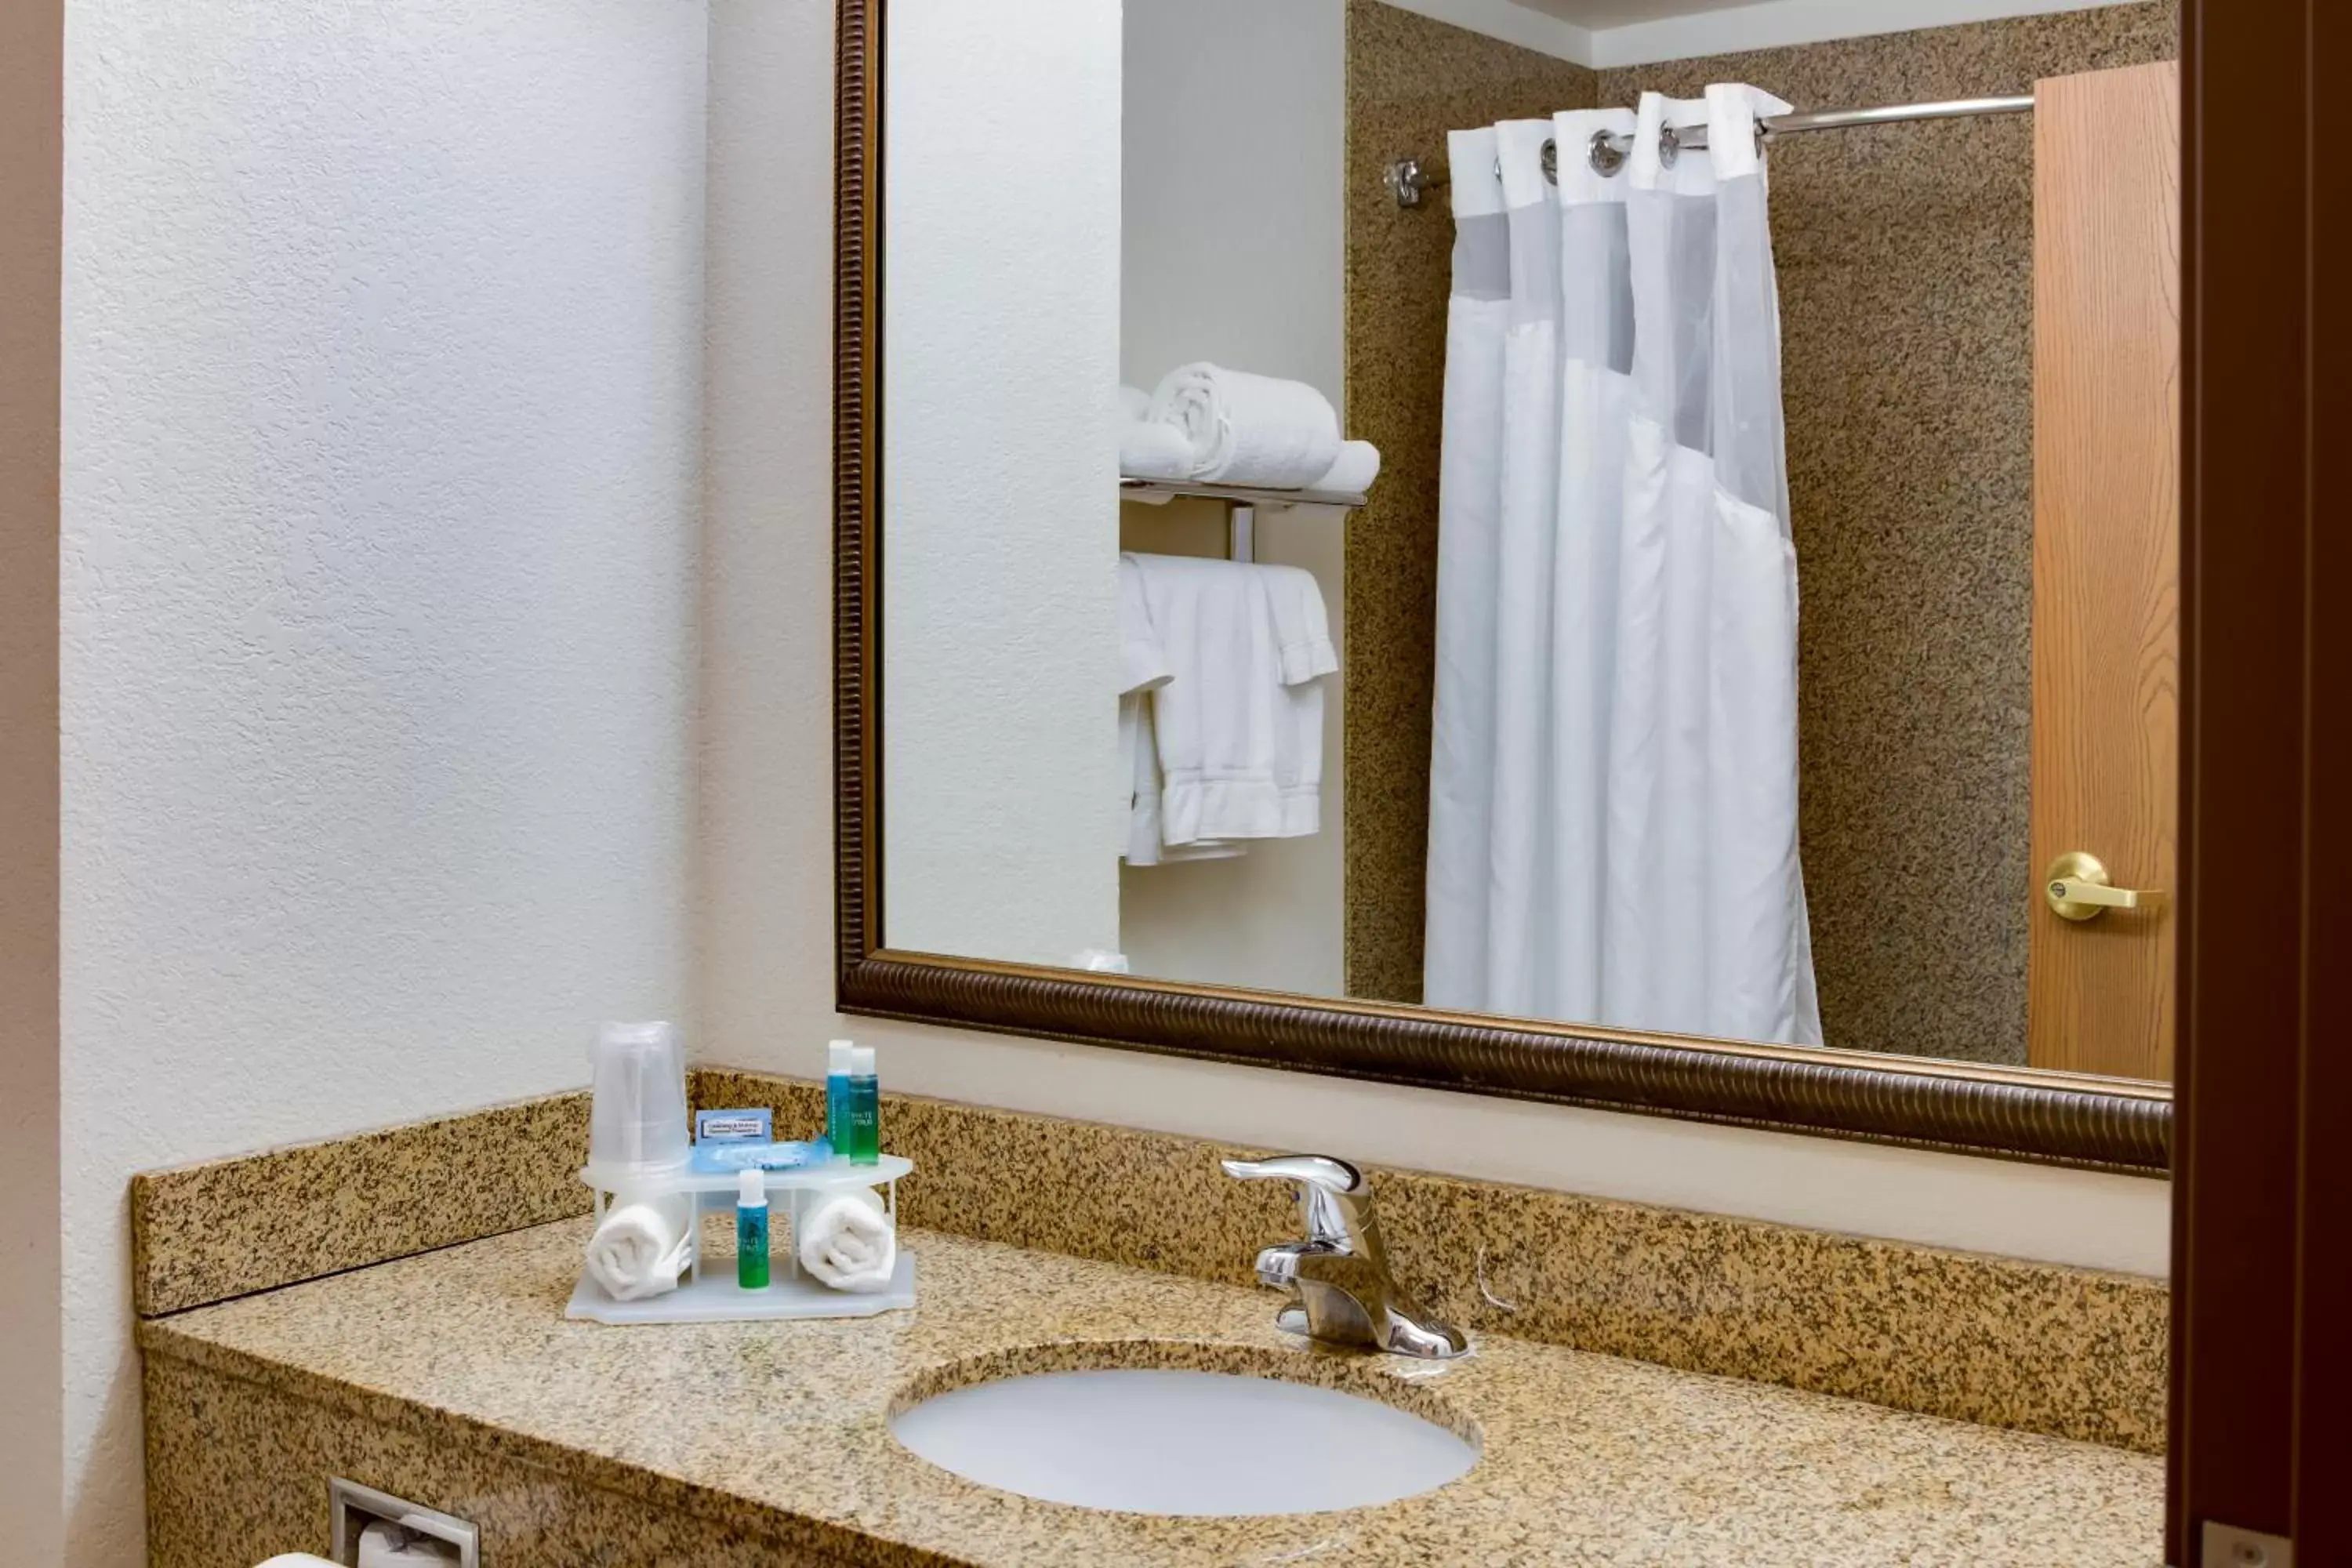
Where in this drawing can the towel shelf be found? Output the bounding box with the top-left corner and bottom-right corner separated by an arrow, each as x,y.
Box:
1119,477 -> 1369,509
1120,477 -> 1364,563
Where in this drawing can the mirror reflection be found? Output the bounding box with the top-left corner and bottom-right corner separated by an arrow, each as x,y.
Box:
883,0 -> 2180,1081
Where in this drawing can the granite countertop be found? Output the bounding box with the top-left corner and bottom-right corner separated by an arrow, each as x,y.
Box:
140,1218 -> 2162,1566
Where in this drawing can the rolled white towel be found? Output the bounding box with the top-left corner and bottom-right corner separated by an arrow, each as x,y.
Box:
1149,363 -> 1341,488
1310,440 -> 1381,496
797,1188 -> 898,1293
1119,383 -> 1152,420
583,1198 -> 691,1302
1120,419 -> 1193,483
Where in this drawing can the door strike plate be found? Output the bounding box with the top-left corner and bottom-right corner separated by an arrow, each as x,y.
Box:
2203,1521 -> 2293,1568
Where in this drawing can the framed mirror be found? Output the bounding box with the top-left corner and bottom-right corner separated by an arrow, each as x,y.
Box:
836,0 -> 2201,1171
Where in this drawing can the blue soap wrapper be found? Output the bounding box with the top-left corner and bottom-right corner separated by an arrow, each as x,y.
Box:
691,1138 -> 831,1174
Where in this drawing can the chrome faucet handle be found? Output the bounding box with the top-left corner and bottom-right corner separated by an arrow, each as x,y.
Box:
1220,1153 -> 1363,1193
1221,1154 -> 1371,1251
1221,1153 -> 1467,1361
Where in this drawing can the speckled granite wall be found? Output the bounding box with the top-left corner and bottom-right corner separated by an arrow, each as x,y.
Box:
1341,1 -> 1596,1004
129,1091 -> 593,1316
131,1073 -> 2168,1451
1341,3 -> 2178,1062
695,1070 -> 2166,1450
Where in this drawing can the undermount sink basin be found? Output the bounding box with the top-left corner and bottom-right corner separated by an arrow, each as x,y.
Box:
888,1364 -> 1479,1516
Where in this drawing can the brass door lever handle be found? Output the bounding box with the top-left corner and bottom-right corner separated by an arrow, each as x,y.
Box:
2044,851 -> 2161,922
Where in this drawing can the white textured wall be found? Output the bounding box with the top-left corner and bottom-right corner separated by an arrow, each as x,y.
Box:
878,0 -> 1123,967
1117,0 -> 1349,995
700,0 -> 2170,1279
58,0 -> 707,1559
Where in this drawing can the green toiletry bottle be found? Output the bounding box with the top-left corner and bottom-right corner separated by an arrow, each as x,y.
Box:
736,1169 -> 770,1289
826,1038 -> 854,1157
848,1044 -> 880,1165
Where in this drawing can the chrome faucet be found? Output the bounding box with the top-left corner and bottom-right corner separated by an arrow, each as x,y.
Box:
1221,1154 -> 1469,1359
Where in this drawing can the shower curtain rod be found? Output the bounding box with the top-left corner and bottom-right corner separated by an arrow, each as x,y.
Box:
1387,93 -> 2036,208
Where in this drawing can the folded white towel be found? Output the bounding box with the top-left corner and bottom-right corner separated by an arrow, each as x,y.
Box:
1118,556 -> 1178,858
1250,562 -> 1334,846
1120,383 -> 1152,420
583,1199 -> 691,1302
1311,440 -> 1381,495
1126,690 -> 1250,865
1258,562 -> 1340,686
1118,554 -> 1173,699
1120,419 -> 1193,483
1149,363 -> 1342,488
1123,553 -> 1334,851
798,1188 -> 898,1293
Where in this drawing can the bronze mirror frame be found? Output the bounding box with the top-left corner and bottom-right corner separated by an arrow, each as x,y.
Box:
829,0 -> 2186,1174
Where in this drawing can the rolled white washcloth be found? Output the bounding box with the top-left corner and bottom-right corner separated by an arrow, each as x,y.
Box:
1119,419 -> 1193,483
1149,363 -> 1341,488
1311,440 -> 1381,495
797,1187 -> 898,1293
1119,383 -> 1152,420
583,1197 -> 691,1302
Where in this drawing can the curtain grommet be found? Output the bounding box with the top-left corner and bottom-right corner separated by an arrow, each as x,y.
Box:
1588,129 -> 1625,178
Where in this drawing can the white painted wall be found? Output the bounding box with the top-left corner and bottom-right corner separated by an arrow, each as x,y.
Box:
1118,0 -> 1348,996
1526,0 -> 1753,26
879,0 -> 1124,968
1387,0 -> 1593,60
1120,0 -> 1345,397
700,0 -> 2170,1281
57,0 -> 707,1559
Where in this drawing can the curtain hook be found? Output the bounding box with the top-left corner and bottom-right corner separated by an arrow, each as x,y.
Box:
1658,123 -> 1682,169
1541,136 -> 1557,186
1587,128 -> 1624,178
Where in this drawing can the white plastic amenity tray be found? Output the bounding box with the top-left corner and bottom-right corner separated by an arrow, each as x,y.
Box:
566,1154 -> 915,1325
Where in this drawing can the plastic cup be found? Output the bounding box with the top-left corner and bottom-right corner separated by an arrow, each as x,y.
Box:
586,1021 -> 690,1179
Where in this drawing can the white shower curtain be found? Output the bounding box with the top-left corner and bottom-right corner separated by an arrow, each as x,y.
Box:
1425,85 -> 1821,1047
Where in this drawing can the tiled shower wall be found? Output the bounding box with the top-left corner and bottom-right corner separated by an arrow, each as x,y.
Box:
1341,2 -> 2177,1065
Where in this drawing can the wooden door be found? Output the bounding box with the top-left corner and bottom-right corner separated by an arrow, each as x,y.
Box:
2027,61 -> 2181,1080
